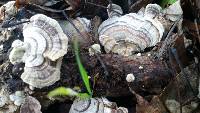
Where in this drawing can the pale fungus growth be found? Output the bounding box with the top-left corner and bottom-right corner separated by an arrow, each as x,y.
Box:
9,91 -> 25,106
24,14 -> 68,62
0,1 -> 18,21
107,4 -> 123,18
9,40 -> 27,64
29,86 -> 35,91
117,107 -> 129,113
136,53 -> 142,57
0,45 -> 3,55
9,14 -> 69,88
69,97 -> 128,113
20,96 -> 42,113
0,86 -> 18,113
144,4 -> 162,18
21,58 -> 62,89
89,44 -> 101,56
163,0 -> 183,22
165,99 -> 180,113
0,86 -> 9,108
139,66 -> 144,70
59,17 -> 91,45
194,57 -> 199,64
126,73 -> 135,82
98,4 -> 164,56
165,99 -> 197,113
0,95 -> 7,107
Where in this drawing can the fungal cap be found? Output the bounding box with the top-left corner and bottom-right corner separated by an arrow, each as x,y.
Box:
69,97 -> 127,113
99,33 -> 142,56
24,14 -> 68,61
9,40 -> 26,64
21,59 -> 61,88
89,44 -> 101,56
144,4 -> 162,18
126,73 -> 135,82
0,1 -> 17,20
163,0 -> 183,21
98,4 -> 164,56
107,4 -> 123,18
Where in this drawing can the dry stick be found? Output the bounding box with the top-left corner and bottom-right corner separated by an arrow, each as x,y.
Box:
157,16 -> 182,59
170,48 -> 195,95
175,74 -> 182,113
84,1 -> 107,9
84,1 -> 122,16
1,20 -> 30,28
194,19 -> 200,44
26,4 -> 65,13
129,0 -> 143,12
170,46 -> 198,112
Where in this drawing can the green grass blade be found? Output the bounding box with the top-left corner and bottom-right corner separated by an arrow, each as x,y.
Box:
160,0 -> 177,8
48,87 -> 91,99
48,87 -> 78,98
73,39 -> 92,96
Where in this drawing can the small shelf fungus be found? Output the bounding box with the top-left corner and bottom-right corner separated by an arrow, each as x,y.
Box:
9,14 -> 68,88
0,1 -> 18,21
69,97 -> 128,113
59,17 -> 91,46
98,3 -> 182,56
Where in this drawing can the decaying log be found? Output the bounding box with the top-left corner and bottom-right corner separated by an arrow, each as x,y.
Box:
1,49 -> 173,97
50,51 -> 173,97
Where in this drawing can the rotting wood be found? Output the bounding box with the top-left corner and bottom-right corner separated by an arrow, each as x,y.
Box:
1,50 -> 173,97
56,51 -> 173,97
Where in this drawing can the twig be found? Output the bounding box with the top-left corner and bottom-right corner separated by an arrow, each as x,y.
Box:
26,4 -> 65,13
94,53 -> 109,79
170,48 -> 195,95
194,19 -> 200,44
1,20 -> 30,28
157,16 -> 182,59
84,1 -> 122,16
62,10 -> 91,43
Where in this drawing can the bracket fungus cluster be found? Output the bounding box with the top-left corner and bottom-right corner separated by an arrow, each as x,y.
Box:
98,2 -> 182,56
0,0 -> 196,112
59,17 -> 91,45
69,97 -> 128,113
9,14 -> 68,88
